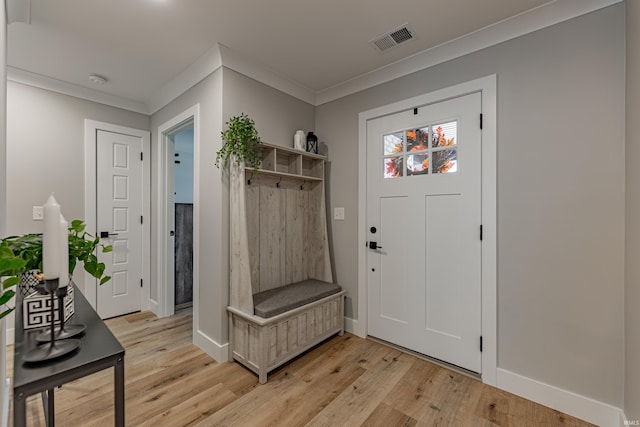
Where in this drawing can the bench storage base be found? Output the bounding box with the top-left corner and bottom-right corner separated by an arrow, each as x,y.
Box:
228,291 -> 345,383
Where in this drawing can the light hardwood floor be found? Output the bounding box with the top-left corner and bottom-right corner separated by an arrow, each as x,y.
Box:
6,309 -> 595,426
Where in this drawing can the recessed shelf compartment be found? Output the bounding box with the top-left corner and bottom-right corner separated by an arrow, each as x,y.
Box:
247,142 -> 326,181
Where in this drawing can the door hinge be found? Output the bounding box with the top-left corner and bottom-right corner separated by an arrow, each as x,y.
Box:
480,225 -> 483,241
480,336 -> 483,352
140,278 -> 143,288
140,215 -> 143,224
140,152 -> 143,161
480,114 -> 483,130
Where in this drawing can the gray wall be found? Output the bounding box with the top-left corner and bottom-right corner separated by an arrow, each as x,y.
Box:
149,67 -> 315,348
626,0 -> 640,421
316,4 -> 625,406
222,68 -> 316,147
6,82 -> 150,291
150,69 -> 225,344
1,2 -> 8,424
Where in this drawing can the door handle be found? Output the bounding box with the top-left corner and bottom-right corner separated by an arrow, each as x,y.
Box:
368,241 -> 382,250
100,231 -> 119,238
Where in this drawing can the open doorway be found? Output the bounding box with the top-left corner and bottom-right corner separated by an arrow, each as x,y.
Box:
156,104 -> 200,321
171,124 -> 194,311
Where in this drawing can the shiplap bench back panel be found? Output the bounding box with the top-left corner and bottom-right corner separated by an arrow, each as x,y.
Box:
228,143 -> 345,383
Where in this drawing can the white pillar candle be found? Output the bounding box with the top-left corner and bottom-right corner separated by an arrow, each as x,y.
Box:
59,214 -> 69,288
42,194 -> 61,280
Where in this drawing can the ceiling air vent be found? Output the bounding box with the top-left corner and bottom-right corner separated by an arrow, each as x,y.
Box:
370,24 -> 414,53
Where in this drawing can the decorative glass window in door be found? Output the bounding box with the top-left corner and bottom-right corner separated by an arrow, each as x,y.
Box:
383,120 -> 458,178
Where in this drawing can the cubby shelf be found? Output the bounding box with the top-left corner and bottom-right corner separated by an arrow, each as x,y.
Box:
248,142 -> 326,181
244,168 -> 324,182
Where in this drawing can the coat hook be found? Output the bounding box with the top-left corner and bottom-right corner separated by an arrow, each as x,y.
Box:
276,176 -> 282,188
247,172 -> 253,186
300,181 -> 306,191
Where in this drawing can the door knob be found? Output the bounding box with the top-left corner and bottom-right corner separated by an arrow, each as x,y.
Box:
368,241 -> 382,250
100,231 -> 119,238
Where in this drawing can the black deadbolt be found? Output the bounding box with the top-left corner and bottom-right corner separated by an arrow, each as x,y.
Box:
370,226 -> 377,234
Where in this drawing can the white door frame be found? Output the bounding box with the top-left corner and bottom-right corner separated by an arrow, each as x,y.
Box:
155,105 -> 200,319
84,120 -> 151,311
357,75 -> 497,386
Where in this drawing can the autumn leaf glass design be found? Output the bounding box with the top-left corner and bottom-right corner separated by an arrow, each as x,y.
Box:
384,132 -> 404,155
433,149 -> 457,174
383,120 -> 457,178
431,121 -> 457,148
384,157 -> 403,178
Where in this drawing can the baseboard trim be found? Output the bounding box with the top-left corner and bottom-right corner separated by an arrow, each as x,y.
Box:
344,316 -> 366,338
148,299 -> 161,318
193,329 -> 229,363
497,368 -> 623,427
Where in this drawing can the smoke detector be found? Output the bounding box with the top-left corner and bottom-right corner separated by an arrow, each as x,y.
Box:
370,24 -> 415,53
88,74 -> 108,85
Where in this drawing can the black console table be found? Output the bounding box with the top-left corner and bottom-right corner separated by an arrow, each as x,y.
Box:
12,284 -> 125,426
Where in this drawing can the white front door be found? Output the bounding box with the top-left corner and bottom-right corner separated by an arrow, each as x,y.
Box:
96,130 -> 143,319
366,92 -> 482,373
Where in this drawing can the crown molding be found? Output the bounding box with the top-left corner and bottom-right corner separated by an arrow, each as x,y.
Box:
7,0 -> 622,113
217,44 -> 317,106
145,44 -> 223,115
314,0 -> 622,105
7,66 -> 149,114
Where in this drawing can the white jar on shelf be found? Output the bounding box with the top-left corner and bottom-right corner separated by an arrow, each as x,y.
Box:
294,130 -> 306,151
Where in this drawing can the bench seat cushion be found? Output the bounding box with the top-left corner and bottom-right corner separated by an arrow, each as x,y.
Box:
253,279 -> 342,318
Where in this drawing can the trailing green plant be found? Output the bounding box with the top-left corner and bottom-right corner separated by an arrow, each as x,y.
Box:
0,220 -> 112,319
215,113 -> 262,169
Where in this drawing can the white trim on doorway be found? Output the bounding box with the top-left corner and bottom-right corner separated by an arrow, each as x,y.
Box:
155,105 -> 201,329
83,120 -> 151,312
356,75 -> 497,386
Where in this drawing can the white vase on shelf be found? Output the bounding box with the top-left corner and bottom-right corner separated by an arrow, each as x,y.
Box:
294,130 -> 306,151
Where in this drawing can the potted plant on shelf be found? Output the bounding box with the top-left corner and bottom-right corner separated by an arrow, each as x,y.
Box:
215,113 -> 262,169
0,220 -> 112,319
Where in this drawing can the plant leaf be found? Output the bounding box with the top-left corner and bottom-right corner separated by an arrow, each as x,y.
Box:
0,289 -> 15,306
71,220 -> 85,233
3,276 -> 20,289
0,307 -> 15,320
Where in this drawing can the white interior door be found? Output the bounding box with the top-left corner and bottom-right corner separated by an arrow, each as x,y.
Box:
366,92 -> 482,373
96,130 -> 143,319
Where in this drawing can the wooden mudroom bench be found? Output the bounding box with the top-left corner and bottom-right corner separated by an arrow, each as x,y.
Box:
227,143 -> 344,383
228,279 -> 345,384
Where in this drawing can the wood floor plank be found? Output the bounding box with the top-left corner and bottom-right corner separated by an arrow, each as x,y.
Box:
362,402 -> 418,427
304,348 -> 414,427
5,308 -> 597,427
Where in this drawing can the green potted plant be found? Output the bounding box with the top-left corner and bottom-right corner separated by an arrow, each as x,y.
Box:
0,220 -> 112,319
215,113 -> 263,169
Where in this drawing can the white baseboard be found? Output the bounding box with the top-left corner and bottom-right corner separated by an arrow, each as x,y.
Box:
344,316 -> 366,338
1,378 -> 9,427
497,368 -> 624,427
148,299 -> 161,318
193,329 -> 229,363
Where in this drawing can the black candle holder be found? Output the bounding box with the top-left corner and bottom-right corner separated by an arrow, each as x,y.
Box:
23,279 -> 80,363
36,285 -> 86,342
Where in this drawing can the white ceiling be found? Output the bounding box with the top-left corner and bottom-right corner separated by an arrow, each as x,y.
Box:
6,0 -> 617,113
